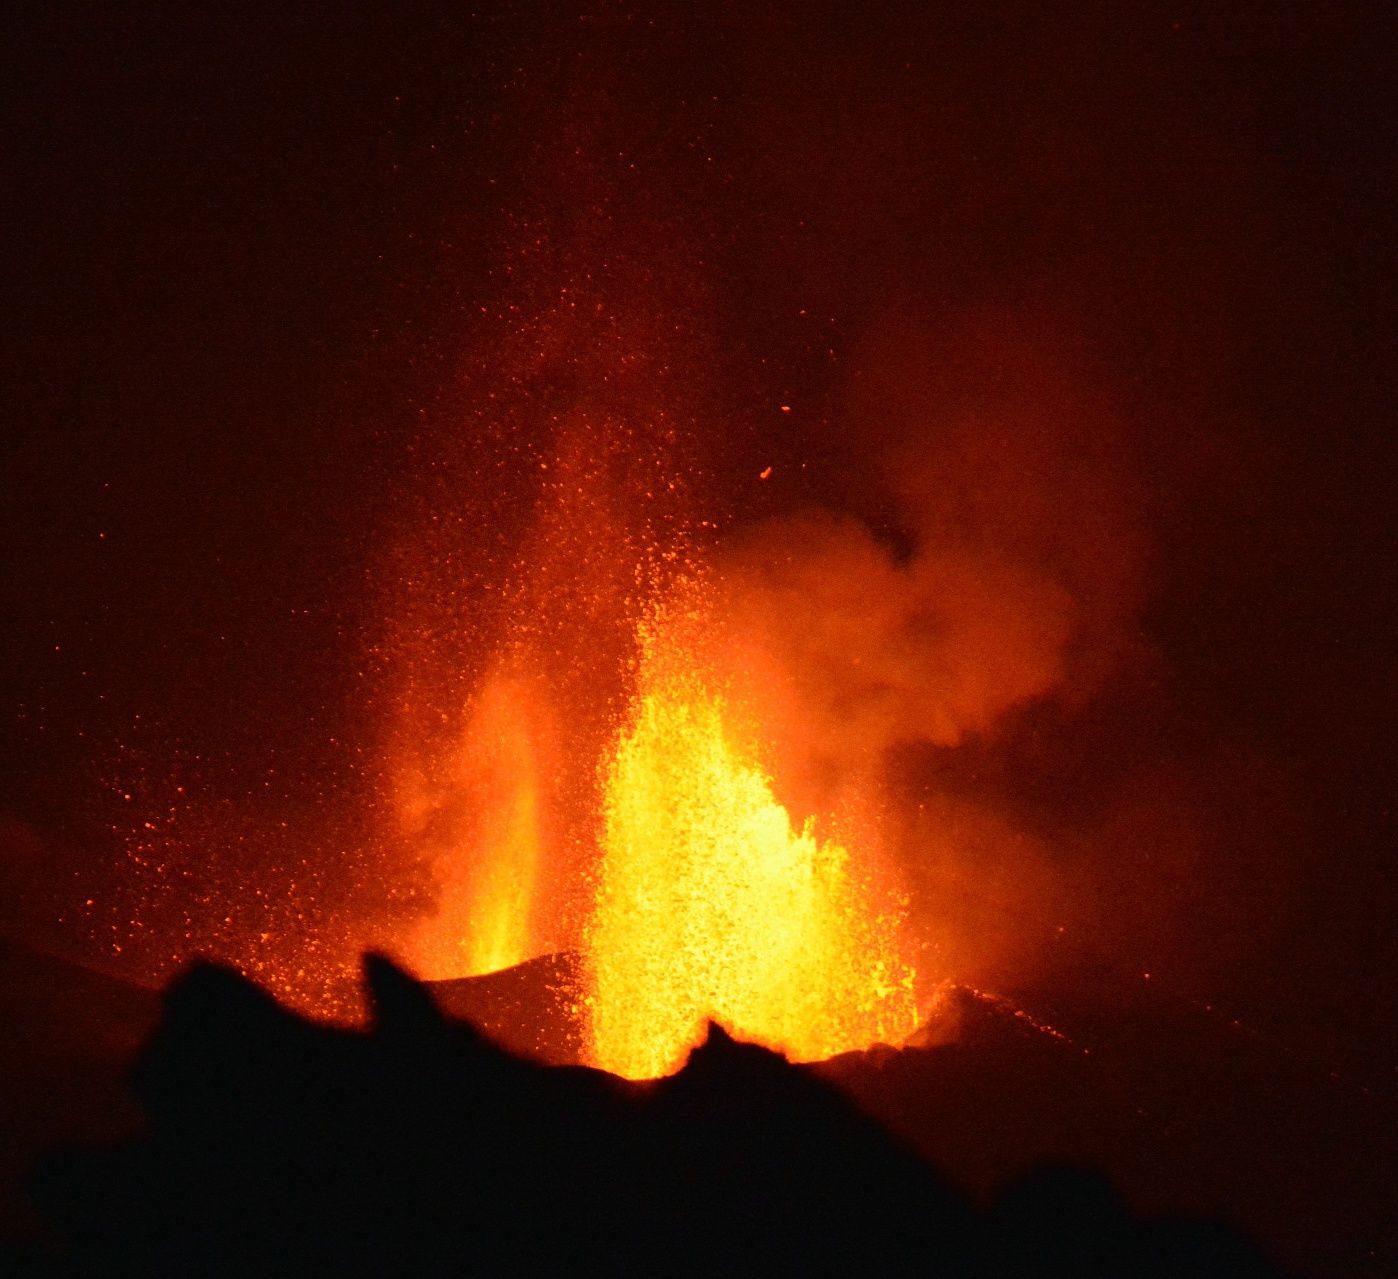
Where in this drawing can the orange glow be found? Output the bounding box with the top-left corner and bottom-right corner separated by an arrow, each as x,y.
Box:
401,669 -> 554,978
584,590 -> 919,1079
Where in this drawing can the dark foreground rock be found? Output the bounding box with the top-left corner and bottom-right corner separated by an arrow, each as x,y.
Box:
17,955 -> 1283,1277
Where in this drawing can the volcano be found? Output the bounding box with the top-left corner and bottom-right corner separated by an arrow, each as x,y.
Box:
4,3 -> 1394,1276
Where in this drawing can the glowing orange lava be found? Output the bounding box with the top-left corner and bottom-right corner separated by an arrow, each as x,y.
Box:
584,594 -> 919,1079
401,669 -> 553,978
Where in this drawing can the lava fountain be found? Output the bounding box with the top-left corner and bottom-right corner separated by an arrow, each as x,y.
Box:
400,667 -> 555,979
584,584 -> 920,1079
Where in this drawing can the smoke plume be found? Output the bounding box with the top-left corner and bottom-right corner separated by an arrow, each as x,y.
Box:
708,311 -> 1147,806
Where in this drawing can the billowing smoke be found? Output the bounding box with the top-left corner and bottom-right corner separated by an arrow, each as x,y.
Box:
718,314 -> 1143,756
714,511 -> 1075,767
694,311 -> 1150,990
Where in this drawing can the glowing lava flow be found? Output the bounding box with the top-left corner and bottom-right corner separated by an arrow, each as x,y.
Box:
584,602 -> 919,1079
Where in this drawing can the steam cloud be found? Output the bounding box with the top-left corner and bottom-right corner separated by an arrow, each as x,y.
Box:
710,313 -> 1147,802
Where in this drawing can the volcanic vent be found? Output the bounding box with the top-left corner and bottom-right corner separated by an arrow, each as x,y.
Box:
383,387 -> 928,1079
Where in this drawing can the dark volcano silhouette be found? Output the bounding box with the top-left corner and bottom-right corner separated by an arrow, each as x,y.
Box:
11,952 -> 1295,1277
4,942 -> 1393,1274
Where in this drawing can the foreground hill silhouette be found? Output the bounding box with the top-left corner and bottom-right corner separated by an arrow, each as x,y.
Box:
19,956 -> 1283,1277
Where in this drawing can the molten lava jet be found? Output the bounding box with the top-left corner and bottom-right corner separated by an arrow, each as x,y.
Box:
584,589 -> 920,1079
401,669 -> 555,980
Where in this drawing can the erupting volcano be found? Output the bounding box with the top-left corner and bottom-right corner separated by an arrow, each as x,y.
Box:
5,6 -> 1393,1274
390,493 -> 923,1076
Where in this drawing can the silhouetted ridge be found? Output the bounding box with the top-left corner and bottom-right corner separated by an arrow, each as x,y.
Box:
24,958 -> 1283,1277
425,949 -> 584,1064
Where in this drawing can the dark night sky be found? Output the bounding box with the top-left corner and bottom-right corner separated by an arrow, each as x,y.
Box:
2,1 -> 1394,1084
